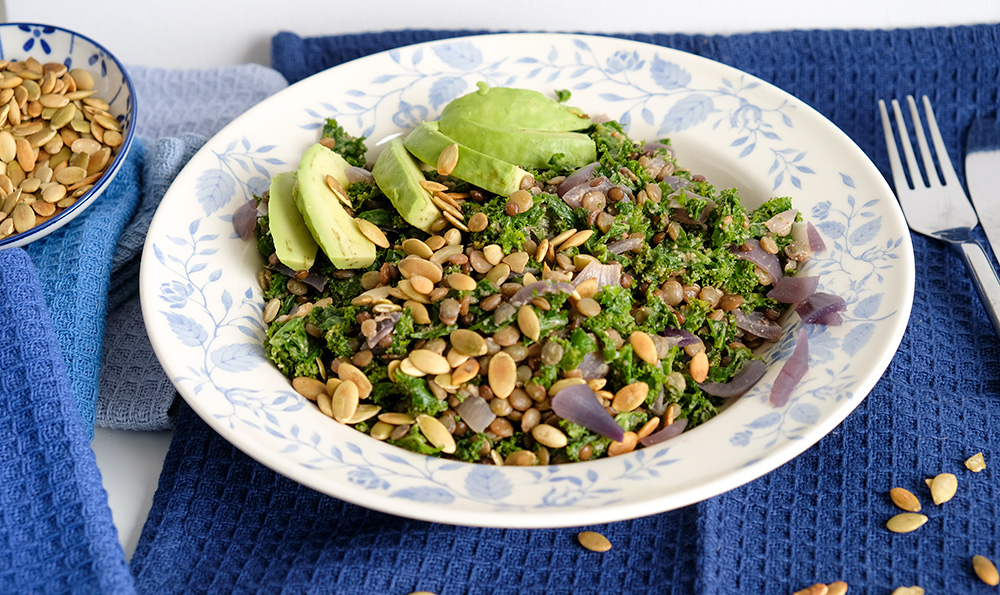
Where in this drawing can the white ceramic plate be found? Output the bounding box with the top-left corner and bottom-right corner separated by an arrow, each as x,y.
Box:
141,33 -> 914,527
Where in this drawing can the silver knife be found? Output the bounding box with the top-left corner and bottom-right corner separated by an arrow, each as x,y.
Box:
964,117 -> 1000,264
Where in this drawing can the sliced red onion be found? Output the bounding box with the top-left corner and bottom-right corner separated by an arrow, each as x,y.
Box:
639,417 -> 689,447
764,208 -> 798,236
578,351 -> 609,380
795,292 -> 847,326
642,142 -> 675,157
233,200 -> 258,240
733,239 -> 783,284
767,275 -> 819,303
667,194 -> 715,224
368,312 -> 401,349
607,237 -> 645,254
697,359 -> 767,398
455,395 -> 496,434
662,328 -> 699,347
268,262 -> 328,291
551,384 -> 625,442
346,166 -> 374,185
572,260 -> 622,289
661,175 -> 690,191
562,176 -> 615,210
770,328 -> 809,407
734,309 -> 782,342
557,162 -> 598,198
510,280 -> 576,306
806,222 -> 826,252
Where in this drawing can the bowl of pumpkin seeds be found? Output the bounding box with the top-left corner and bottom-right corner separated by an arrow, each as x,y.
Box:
0,23 -> 135,249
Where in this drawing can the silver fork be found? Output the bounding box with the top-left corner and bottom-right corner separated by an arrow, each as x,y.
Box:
878,95 -> 1000,337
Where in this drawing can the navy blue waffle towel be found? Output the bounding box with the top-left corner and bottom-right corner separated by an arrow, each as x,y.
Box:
127,26 -> 1000,594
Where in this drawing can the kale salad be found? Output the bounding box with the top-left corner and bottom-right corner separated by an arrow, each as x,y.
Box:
234,84 -> 831,466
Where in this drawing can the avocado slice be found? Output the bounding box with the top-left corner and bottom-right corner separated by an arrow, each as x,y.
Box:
296,143 -> 376,269
371,137 -> 442,232
403,121 -> 530,197
440,82 -> 592,132
438,116 -> 597,171
438,83 -> 596,170
268,171 -> 318,272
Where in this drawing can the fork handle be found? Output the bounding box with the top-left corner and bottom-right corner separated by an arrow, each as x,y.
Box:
958,241 -> 1000,338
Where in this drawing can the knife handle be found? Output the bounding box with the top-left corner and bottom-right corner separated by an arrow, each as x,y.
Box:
958,241 -> 1000,338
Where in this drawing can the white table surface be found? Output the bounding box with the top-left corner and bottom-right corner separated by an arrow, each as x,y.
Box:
4,0 -> 1000,562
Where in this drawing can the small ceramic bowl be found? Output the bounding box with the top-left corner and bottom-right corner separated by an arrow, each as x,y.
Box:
0,23 -> 136,249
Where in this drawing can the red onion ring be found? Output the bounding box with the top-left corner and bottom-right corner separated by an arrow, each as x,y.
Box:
697,359 -> 767,398
733,239 -> 783,285
639,417 -> 688,447
767,275 -> 819,304
795,292 -> 847,325
572,260 -> 622,290
550,384 -> 625,442
455,395 -> 496,435
770,328 -> 809,407
733,310 -> 782,342
607,237 -> 645,254
233,200 -> 259,241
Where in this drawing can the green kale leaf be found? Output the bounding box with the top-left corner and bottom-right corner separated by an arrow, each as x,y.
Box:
321,118 -> 368,168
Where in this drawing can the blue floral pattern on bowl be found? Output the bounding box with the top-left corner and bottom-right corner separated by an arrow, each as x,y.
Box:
0,23 -> 135,250
142,33 -> 914,527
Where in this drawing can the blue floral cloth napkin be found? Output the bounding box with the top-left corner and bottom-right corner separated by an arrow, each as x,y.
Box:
125,25 -> 1000,594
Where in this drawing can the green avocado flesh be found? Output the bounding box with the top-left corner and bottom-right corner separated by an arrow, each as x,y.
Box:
403,121 -> 529,197
439,83 -> 596,170
371,137 -> 441,232
295,143 -> 375,269
268,171 -> 317,272
440,82 -> 592,131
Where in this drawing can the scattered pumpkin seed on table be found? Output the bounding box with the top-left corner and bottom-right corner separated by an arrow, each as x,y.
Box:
577,531 -> 612,552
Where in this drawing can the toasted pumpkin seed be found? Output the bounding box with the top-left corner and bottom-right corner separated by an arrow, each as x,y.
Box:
973,555 -> 1000,586
343,404 -> 381,424
504,449 -> 537,466
488,351 -> 517,399
336,363 -> 372,400
577,531 -> 612,552
690,351 -> 709,383
889,487 -> 921,512
451,329 -> 487,356
409,349 -> 451,376
965,451 -> 987,472
448,272 -> 478,292
11,203 -> 34,232
517,306 -> 540,342
398,256 -> 443,283
929,472 -> 957,505
890,587 -> 923,595
531,423 -> 568,448
292,376 -> 327,400
886,513 -> 928,533
608,431 -> 639,456
451,358 -> 480,385
416,414 -> 456,454
629,331 -> 658,365
436,143 -> 459,176
825,582 -> 848,595
406,300 -> 432,325
612,382 -> 649,413
331,380 -> 360,422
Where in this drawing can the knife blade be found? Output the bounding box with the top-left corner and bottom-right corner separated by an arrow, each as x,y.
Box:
964,117 -> 1000,263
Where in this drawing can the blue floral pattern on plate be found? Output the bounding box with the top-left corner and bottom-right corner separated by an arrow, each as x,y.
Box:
142,33 -> 914,527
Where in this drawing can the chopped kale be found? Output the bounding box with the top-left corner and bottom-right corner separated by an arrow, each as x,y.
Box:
321,118 -> 368,167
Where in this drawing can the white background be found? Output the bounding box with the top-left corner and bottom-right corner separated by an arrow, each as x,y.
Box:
3,0 -> 1000,560
4,1 -> 1000,69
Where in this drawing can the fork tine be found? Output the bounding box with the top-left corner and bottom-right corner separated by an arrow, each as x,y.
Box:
878,100 -> 909,192
918,94 -> 962,187
906,95 -> 940,186
889,98 -> 924,190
